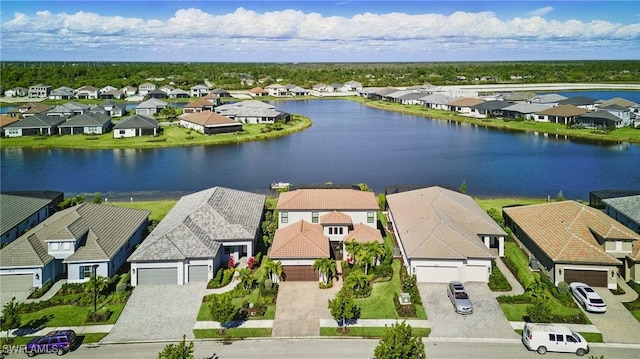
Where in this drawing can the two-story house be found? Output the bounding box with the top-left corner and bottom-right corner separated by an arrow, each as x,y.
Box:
28,84 -> 51,98
270,188 -> 382,281
190,85 -> 209,97
0,203 -> 149,291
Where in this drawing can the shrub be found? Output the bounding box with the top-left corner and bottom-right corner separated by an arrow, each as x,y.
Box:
207,267 -> 233,289
28,281 -> 53,299
488,260 -> 512,292
372,264 -> 393,282
393,293 -> 417,317
496,294 -> 531,304
254,252 -> 263,267
319,281 -> 334,289
557,281 -> 570,296
247,256 -> 256,269
86,309 -> 113,323
525,298 -> 552,323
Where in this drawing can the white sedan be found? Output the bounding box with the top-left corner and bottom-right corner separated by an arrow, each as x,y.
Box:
569,282 -> 607,313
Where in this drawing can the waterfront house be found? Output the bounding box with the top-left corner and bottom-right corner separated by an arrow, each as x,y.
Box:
91,100 -> 126,117
446,97 -> 486,115
503,201 -> 640,288
58,112 -> 111,135
146,89 -> 168,99
285,85 -> 310,96
3,113 -> 65,137
215,100 -> 290,124
48,86 -> 75,100
99,89 -> 125,100
344,80 -> 363,92
113,114 -> 158,138
600,104 -> 631,126
527,93 -> 567,105
558,96 -> 597,110
138,83 -> 156,96
0,193 -> 60,246
0,203 -> 149,290
169,88 -> 189,98
469,100 -> 514,118
128,187 -> 265,286
182,98 -> 216,114
418,93 -> 455,110
265,84 -> 288,97
5,87 -> 28,98
271,188 -> 382,281
575,110 -> 624,129
249,87 -> 268,97
533,105 -> 587,124
135,98 -> 167,116
501,103 -> 553,120
47,102 -> 90,117
121,86 -> 137,97
159,85 -> 174,94
0,115 -> 19,136
386,186 -> 505,283
179,111 -> 242,134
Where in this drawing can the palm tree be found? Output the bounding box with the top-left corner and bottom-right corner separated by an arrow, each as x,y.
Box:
264,258 -> 283,283
313,258 -> 337,285
236,268 -> 253,290
344,240 -> 361,262
345,270 -> 370,293
365,241 -> 385,267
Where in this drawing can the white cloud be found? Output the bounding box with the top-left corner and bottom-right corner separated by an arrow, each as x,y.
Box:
0,7 -> 638,61
527,6 -> 554,17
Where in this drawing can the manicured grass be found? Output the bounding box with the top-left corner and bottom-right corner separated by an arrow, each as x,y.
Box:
197,288 -> 276,321
193,328 -> 272,339
354,260 -> 427,320
19,303 -> 126,328
320,326 -> 430,337
514,330 -> 602,343
110,200 -> 177,223
503,241 -> 536,287
0,116 -> 312,149
354,98 -> 640,145
474,198 -> 549,213
500,299 -> 588,323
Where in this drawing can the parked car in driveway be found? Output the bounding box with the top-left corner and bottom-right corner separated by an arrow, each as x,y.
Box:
447,281 -> 473,314
569,282 -> 606,313
26,330 -> 76,357
522,323 -> 589,356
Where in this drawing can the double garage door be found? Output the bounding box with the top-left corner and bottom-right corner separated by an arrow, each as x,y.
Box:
0,274 -> 33,291
282,265 -> 318,281
564,269 -> 608,287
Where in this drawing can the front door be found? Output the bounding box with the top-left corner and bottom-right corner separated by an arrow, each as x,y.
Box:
330,242 -> 343,260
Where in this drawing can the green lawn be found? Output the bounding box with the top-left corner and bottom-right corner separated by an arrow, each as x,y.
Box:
474,198 -> 549,213
513,330 -> 602,343
110,200 -> 177,222
320,326 -> 430,338
20,303 -> 126,328
0,116 -> 311,149
193,328 -> 272,339
354,260 -> 427,320
499,300 -> 587,323
197,288 -> 276,321
503,241 -> 537,287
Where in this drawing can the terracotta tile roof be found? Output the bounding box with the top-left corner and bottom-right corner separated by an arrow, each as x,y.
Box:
320,211 -> 353,225
249,87 -> 268,94
270,220 -> 329,259
446,97 -> 486,107
180,111 -> 237,126
345,224 -> 383,243
184,98 -> 215,108
386,186 -> 504,260
202,93 -> 221,100
0,115 -> 19,127
276,189 -> 379,211
503,201 -> 639,265
535,105 -> 587,117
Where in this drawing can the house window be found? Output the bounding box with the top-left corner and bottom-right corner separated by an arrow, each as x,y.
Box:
79,265 -> 94,280
119,130 -> 126,135
63,242 -> 71,250
224,246 -> 232,254
339,227 -> 344,235
281,211 -> 288,223
312,211 -> 319,223
367,212 -> 374,224
51,243 -> 59,250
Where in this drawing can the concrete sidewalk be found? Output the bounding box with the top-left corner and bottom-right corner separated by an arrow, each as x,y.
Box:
319,319 -> 430,328
510,321 -> 599,333
1,324 -> 113,338
493,257 -> 524,297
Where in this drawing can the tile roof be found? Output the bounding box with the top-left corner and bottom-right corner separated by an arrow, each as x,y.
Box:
557,96 -> 596,106
471,100 -> 514,110
5,113 -> 66,128
503,201 -> 639,265
419,93 -> 455,105
129,187 -> 265,261
603,195 -> 640,225
529,94 -> 568,103
598,97 -> 638,108
535,105 -> 588,117
320,211 -> 353,225
270,220 -> 330,259
249,87 -> 268,93
0,194 -> 52,236
136,98 -> 167,109
502,103 -> 553,114
113,114 -> 158,129
345,224 -> 384,243
0,203 -> 149,267
276,189 -> 379,211
578,110 -> 623,125
180,111 -> 238,127
0,115 -> 20,127
386,186 -> 504,260
446,97 -> 486,107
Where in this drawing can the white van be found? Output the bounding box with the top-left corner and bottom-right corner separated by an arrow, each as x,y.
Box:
522,323 -> 589,356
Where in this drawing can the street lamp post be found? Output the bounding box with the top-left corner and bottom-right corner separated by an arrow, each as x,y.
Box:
92,264 -> 99,313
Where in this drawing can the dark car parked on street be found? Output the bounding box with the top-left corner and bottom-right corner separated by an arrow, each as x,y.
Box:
26,330 -> 76,357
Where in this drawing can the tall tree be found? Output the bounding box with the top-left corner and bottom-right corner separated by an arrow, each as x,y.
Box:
373,321 -> 426,359
328,289 -> 360,331
0,297 -> 21,342
313,258 -> 337,285
263,258 -> 283,283
157,335 -> 194,359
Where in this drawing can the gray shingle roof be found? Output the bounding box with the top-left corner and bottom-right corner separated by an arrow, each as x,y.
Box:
1,203 -> 149,267
0,194 -> 51,236
502,103 -> 553,114
603,195 -> 640,224
113,114 -> 158,129
128,187 -> 265,262
5,113 -> 66,128
58,113 -> 110,128
136,98 -> 168,109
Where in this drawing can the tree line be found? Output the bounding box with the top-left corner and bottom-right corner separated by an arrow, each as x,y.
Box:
1,60 -> 638,92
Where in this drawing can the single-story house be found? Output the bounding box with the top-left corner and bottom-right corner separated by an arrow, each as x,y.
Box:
503,201 -> 640,288
209,89 -> 231,98
91,100 -> 126,117
3,113 -> 66,137
446,98 -> 486,115
501,103 -> 554,120
113,114 -> 159,138
419,93 -> 455,110
469,100 -> 514,118
121,86 -> 137,97
146,89 -> 168,99
558,96 -> 597,110
169,89 -> 190,98
47,102 -> 90,117
135,98 -> 167,116
182,98 -> 216,114
58,112 -> 111,135
286,85 -> 309,96
575,110 -> 624,129
190,85 -> 209,97
99,89 -> 125,100
179,111 -> 242,135
0,193 -> 59,246
249,87 -> 268,97
215,100 -> 290,124
0,203 -> 149,291
533,105 -> 587,124
386,186 -> 506,283
159,85 -> 174,94
5,87 -> 28,97
0,115 -> 20,136
128,187 -> 265,286
48,87 -> 75,100
602,195 -> 640,237
7,102 -> 53,118
271,188 -> 382,281
527,93 -> 567,105
344,81 -> 363,91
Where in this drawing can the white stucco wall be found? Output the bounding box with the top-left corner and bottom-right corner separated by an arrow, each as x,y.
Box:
114,128 -> 137,138
67,261 -> 109,283
279,210 -> 376,229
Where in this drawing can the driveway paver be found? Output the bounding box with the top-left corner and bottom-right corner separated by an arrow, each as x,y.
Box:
418,282 -> 517,339
102,284 -> 206,343
579,287 -> 640,344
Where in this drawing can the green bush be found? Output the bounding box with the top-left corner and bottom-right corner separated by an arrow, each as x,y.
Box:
557,281 -> 570,296
86,309 -> 113,323
28,281 -> 53,299
207,267 -> 234,289
497,294 -> 531,304
525,298 -> 552,323
393,293 -> 417,317
372,264 -> 393,282
488,260 -> 512,292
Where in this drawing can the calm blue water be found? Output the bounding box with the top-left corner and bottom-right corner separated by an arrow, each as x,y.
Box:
1,99 -> 639,200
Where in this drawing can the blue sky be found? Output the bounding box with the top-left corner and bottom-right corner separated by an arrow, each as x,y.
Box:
1,1 -> 639,62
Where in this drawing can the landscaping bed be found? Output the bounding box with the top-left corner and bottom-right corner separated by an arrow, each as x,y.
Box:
623,281 -> 640,322
320,326 -> 430,338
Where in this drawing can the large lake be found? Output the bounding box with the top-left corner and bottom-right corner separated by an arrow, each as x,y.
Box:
1,97 -> 639,200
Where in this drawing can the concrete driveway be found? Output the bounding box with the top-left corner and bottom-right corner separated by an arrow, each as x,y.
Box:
102,284 -> 207,343
1,290 -> 30,308
418,282 -> 517,339
578,287 -> 640,344
272,281 -> 341,337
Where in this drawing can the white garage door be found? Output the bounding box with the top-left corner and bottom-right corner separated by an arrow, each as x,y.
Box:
414,266 -> 458,283
0,274 -> 33,291
137,268 -> 177,285
464,265 -> 489,282
188,266 -> 208,283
